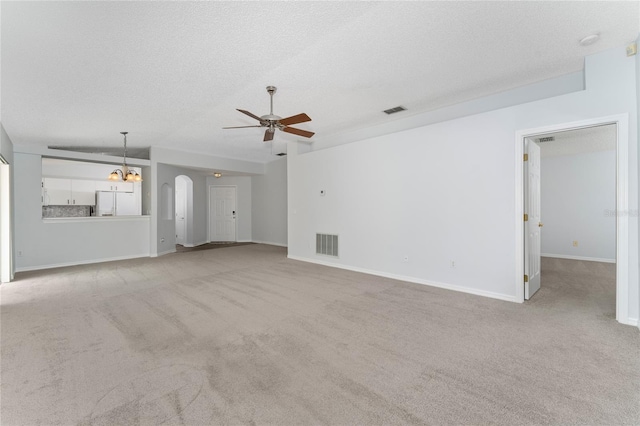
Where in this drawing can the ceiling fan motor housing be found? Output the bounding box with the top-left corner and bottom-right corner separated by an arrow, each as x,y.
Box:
223,85 -> 315,142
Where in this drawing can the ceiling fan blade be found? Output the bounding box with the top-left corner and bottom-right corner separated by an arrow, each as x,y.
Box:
282,126 -> 315,138
237,109 -> 264,122
223,125 -> 263,129
279,113 -> 312,126
264,129 -> 275,142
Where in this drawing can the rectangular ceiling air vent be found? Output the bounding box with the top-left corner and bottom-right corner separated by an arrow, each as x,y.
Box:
537,136 -> 555,143
383,106 -> 406,115
316,233 -> 338,257
276,152 -> 287,156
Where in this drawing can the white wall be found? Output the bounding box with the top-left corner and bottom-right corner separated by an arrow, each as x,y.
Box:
0,124 -> 15,281
636,33 -> 640,331
13,153 -> 150,271
0,124 -> 14,165
155,164 -> 208,255
251,157 -> 287,246
206,175 -> 252,242
42,158 -> 141,180
288,46 -> 639,323
541,150 -> 616,261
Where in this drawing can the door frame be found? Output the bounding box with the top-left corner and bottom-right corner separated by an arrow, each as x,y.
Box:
1,161 -> 13,283
523,137 -> 542,300
514,114 -> 629,324
173,175 -> 194,247
207,185 -> 238,243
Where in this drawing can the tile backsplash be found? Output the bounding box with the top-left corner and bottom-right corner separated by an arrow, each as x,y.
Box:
42,205 -> 93,218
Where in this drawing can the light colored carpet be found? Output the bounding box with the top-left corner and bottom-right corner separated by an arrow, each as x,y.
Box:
1,245 -> 638,425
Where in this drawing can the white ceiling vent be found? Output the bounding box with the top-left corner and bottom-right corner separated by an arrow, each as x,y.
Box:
316,233 -> 338,257
537,136 -> 555,143
383,106 -> 406,115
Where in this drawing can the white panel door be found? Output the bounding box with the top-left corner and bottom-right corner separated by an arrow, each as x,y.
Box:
524,138 -> 542,299
175,184 -> 186,245
209,186 -> 236,242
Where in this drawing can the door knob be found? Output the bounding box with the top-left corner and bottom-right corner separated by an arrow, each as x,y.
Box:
539,222 -> 544,227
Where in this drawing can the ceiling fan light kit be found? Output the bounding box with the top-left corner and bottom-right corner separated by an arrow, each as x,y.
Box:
224,86 -> 315,142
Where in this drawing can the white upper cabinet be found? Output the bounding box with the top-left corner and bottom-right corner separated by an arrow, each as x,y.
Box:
71,180 -> 97,205
42,179 -> 100,205
95,181 -> 134,192
43,178 -> 71,205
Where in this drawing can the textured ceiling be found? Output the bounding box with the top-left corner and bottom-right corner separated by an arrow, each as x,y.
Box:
1,1 -> 639,164
539,124 -> 617,158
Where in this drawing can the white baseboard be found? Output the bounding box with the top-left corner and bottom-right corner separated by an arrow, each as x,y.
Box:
541,253 -> 616,263
623,317 -> 638,327
15,253 -> 150,273
182,241 -> 207,248
287,255 -> 517,303
156,248 -> 177,257
252,240 -> 288,248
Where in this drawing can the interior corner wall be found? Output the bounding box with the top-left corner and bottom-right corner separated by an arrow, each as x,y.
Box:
0,124 -> 14,165
141,166 -> 151,216
205,175 -> 252,242
541,150 -> 616,261
251,158 -> 287,246
636,32 -> 640,330
288,46 -> 639,322
0,123 -> 15,281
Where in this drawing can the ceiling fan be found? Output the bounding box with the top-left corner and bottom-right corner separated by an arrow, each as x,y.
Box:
223,86 -> 315,142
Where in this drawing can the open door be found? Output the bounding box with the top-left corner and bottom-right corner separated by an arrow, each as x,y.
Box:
175,178 -> 186,245
524,138 -> 541,299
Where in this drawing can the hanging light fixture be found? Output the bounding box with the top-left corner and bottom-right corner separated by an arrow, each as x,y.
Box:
108,132 -> 142,182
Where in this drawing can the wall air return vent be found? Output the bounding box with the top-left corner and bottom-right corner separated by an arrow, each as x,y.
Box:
537,136 -> 555,143
383,106 -> 406,115
316,233 -> 339,257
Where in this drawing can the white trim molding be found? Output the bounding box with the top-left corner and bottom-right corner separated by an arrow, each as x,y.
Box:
15,253 -> 150,273
253,240 -> 288,248
541,254 -> 616,264
288,255 -> 518,303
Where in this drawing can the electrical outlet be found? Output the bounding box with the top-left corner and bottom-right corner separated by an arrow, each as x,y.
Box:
18,250 -> 23,257
573,240 -> 578,247
450,260 -> 456,268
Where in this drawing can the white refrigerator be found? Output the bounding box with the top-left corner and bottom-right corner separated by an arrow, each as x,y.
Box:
95,191 -> 139,216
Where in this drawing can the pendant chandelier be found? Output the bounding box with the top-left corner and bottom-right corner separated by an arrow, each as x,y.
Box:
108,132 -> 142,182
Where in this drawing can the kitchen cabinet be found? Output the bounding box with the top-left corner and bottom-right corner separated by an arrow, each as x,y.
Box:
43,178 -> 71,205
43,178 -> 97,205
71,180 -> 97,205
95,181 -> 134,192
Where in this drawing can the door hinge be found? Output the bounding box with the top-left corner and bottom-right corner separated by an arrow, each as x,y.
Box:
524,213 -> 528,222
524,275 -> 529,283
523,153 -> 529,162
